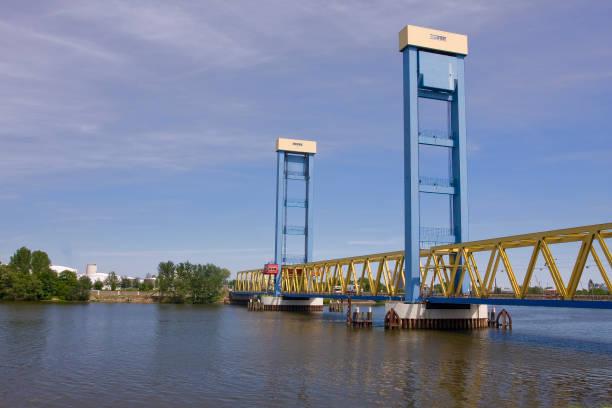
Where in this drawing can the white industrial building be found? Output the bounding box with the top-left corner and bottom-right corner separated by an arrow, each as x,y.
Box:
50,265 -> 78,274
82,264 -> 109,283
81,264 -> 151,287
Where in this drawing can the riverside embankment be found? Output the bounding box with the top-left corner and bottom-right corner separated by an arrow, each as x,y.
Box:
88,290 -> 158,303
88,290 -> 230,304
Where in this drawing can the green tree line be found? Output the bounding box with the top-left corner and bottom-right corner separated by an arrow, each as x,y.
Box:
156,261 -> 230,303
0,247 -> 91,301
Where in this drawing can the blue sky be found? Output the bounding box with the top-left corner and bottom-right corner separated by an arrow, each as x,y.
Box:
1,1 -> 611,287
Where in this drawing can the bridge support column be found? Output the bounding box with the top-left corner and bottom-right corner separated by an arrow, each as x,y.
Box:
400,25 -> 471,301
273,139 -> 316,297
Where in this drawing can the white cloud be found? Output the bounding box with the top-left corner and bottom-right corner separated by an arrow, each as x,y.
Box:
0,128 -> 273,177
0,21 -> 121,62
542,150 -> 612,164
82,247 -> 265,257
0,193 -> 20,200
0,0 -> 607,183
49,1 -> 267,70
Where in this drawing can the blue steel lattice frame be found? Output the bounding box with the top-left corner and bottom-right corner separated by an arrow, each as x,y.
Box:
273,151 -> 284,296
402,46 -> 470,302
305,153 -> 314,264
273,150 -> 314,296
450,55 -> 469,292
403,46 -> 421,303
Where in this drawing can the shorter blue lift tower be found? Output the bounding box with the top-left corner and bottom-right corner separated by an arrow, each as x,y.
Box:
273,138 -> 317,296
400,25 -> 470,302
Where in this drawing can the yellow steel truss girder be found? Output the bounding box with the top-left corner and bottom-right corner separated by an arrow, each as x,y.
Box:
233,223 -> 612,300
431,223 -> 612,252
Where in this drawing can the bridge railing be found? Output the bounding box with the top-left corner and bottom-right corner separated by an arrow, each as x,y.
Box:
235,223 -> 612,301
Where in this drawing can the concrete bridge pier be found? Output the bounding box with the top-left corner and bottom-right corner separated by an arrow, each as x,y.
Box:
385,302 -> 489,329
229,293 -> 323,311
228,292 -> 251,305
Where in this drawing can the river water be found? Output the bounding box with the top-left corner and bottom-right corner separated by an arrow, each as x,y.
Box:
0,303 -> 610,407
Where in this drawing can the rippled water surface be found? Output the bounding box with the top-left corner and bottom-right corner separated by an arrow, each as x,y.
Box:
0,303 -> 611,407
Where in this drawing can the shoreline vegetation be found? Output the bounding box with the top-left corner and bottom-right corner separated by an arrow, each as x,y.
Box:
0,247 -> 90,301
0,247 -> 230,305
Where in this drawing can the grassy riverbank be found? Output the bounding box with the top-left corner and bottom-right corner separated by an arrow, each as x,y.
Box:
88,289 -> 230,304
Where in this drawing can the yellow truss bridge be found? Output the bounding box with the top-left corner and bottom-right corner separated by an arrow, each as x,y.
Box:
235,223 -> 612,307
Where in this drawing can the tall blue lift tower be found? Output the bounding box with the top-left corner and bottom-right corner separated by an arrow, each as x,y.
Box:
273,138 -> 317,296
400,25 -> 470,302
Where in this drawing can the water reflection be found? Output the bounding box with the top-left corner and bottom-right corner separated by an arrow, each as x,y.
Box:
0,303 -> 610,407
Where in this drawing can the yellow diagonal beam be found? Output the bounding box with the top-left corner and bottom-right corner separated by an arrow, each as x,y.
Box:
566,235 -> 594,299
428,254 -> 443,296
349,261 -> 357,294
374,259 -> 384,295
427,255 -> 438,296
436,255 -> 452,295
365,260 -> 374,295
393,257 -> 405,295
382,258 -> 391,294
461,248 -> 480,297
520,241 -> 541,298
540,240 -> 567,298
447,252 -> 459,295
454,250 -> 470,296
338,263 -> 346,292
486,249 -> 502,295
332,264 -> 340,291
468,252 -> 484,293
596,232 -> 612,272
420,256 -> 431,294
591,246 -> 612,294
499,246 -> 520,297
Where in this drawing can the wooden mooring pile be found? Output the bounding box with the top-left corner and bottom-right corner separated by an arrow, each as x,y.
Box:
488,308 -> 512,329
328,300 -> 344,313
247,298 -> 264,311
346,298 -> 372,327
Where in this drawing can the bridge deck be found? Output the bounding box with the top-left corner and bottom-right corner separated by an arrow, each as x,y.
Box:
233,292 -> 612,309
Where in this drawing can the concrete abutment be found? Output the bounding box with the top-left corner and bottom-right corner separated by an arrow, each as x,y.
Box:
230,293 -> 323,312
